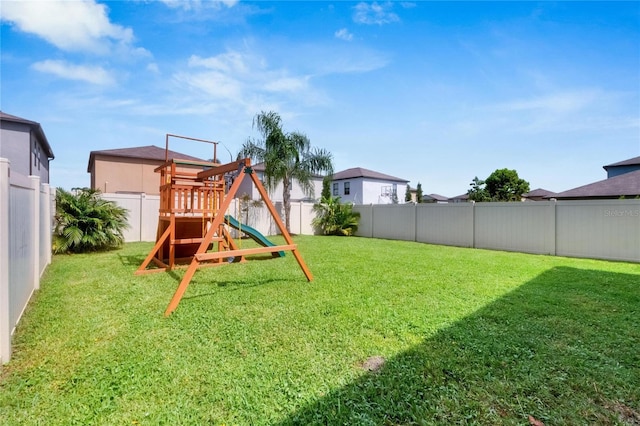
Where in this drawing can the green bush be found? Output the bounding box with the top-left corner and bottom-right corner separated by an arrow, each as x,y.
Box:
53,188 -> 129,253
312,196 -> 360,236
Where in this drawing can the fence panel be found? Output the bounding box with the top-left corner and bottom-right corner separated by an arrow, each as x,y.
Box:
474,201 -> 555,255
416,203 -> 474,247
372,204 -> 415,241
353,204 -> 373,238
1,160 -> 53,364
8,181 -> 36,340
556,200 -> 640,262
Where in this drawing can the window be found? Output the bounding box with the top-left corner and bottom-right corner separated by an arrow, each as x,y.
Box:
344,182 -> 350,195
32,143 -> 41,170
333,182 -> 339,196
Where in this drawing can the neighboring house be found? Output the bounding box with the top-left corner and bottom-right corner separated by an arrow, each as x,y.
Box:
424,193 -> 449,204
236,162 -> 324,202
603,156 -> 640,178
0,111 -> 54,183
87,145 -> 208,195
448,193 -> 470,203
523,188 -> 557,201
553,169 -> 640,200
331,167 -> 409,204
553,155 -> 640,200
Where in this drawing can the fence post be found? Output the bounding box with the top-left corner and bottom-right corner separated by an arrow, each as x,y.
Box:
548,199 -> 557,256
470,201 -> 476,248
42,183 -> 52,269
140,193 -> 145,242
0,159 -> 11,363
30,176 -> 41,290
414,202 -> 418,242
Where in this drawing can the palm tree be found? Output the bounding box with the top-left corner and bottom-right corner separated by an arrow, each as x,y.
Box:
312,196 -> 360,236
53,188 -> 129,253
239,111 -> 333,232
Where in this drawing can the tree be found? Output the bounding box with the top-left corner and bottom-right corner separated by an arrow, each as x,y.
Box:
484,168 -> 530,201
416,182 -> 424,203
404,184 -> 412,202
467,176 -> 490,202
239,111 -> 333,232
467,169 -> 530,202
321,175 -> 332,201
312,196 -> 360,236
53,188 -> 129,254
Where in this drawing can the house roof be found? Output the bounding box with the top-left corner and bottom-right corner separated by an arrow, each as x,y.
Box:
603,156 -> 640,171
332,167 -> 409,183
523,188 -> 557,198
553,169 -> 640,199
87,145 -> 207,172
450,193 -> 470,201
426,193 -> 449,201
0,111 -> 55,159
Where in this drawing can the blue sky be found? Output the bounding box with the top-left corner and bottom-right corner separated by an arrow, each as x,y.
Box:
1,1 -> 639,197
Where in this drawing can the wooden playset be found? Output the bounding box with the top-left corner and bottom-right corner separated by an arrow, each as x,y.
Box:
135,134 -> 313,316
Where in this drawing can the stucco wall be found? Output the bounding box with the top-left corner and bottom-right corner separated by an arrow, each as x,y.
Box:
91,156 -> 204,195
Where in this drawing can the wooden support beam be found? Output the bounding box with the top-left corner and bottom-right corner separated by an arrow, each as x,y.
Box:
249,171 -> 314,281
197,158 -> 250,180
135,225 -> 172,275
194,245 -> 296,261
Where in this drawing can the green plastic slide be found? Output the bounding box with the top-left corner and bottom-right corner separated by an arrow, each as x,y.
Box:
224,215 -> 284,257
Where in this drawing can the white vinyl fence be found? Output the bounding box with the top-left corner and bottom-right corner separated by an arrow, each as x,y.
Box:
0,158 -> 54,364
354,200 -> 640,263
101,193 -> 316,241
105,194 -> 639,264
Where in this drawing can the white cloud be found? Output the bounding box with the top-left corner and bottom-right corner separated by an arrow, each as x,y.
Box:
1,0 -> 134,54
353,2 -> 400,25
264,76 -> 310,93
159,0 -> 238,11
32,60 -> 115,86
498,90 -> 601,114
335,28 -> 354,41
147,63 -> 160,73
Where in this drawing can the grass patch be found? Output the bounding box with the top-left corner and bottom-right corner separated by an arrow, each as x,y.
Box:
1,236 -> 638,425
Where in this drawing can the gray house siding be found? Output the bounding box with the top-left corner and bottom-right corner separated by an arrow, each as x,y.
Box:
0,114 -> 53,183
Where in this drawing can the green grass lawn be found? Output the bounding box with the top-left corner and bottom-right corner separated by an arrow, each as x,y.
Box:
1,236 -> 638,425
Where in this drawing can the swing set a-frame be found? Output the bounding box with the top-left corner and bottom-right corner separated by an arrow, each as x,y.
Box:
135,134 -> 313,316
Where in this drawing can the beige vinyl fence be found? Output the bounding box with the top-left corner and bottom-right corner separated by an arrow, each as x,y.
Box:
0,158 -> 54,363
354,200 -> 640,263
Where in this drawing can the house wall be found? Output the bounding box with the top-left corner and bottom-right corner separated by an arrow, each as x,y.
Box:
606,165 -> 640,178
92,156 -> 160,194
0,121 -> 51,184
333,179 -> 402,204
91,156 -> 205,195
0,121 -> 32,179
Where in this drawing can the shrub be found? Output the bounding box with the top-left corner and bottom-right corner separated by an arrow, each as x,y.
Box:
312,196 -> 360,236
53,188 -> 129,254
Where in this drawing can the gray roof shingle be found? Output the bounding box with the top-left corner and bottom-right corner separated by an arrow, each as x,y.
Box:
603,156 -> 640,170
553,169 -> 640,199
87,145 -> 206,172
332,167 -> 408,183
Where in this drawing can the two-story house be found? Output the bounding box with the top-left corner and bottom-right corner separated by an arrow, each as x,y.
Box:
331,167 -> 409,204
0,112 -> 55,183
